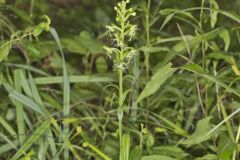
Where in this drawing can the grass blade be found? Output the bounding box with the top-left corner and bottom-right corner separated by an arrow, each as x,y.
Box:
0,116 -> 16,136
0,140 -> 19,155
13,69 -> 26,146
50,27 -> 70,159
182,64 -> 240,97
34,75 -> 115,85
10,119 -> 50,160
9,90 -> 45,115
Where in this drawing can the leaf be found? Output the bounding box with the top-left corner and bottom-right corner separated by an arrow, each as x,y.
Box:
120,134 -> 131,160
82,141 -> 110,160
219,29 -> 230,51
183,64 -> 205,73
3,63 -> 49,76
217,133 -> 236,160
66,31 -> 104,54
139,46 -> 170,53
122,89 -> 133,105
194,154 -> 217,160
50,28 -> 70,159
141,155 -> 176,160
218,9 -> 240,24
129,146 -> 142,160
181,117 -> 214,145
0,42 -> 11,62
28,72 -> 48,114
137,63 -> 175,103
207,52 -> 232,63
18,150 -> 35,160
47,129 -> 59,159
34,75 -> 115,85
0,140 -> 19,155
10,120 -> 50,160
9,91 -> 45,115
0,132 -> 18,152
172,28 -> 222,53
14,69 -> 25,146
19,70 -> 33,98
154,36 -> 192,44
61,38 -> 87,54
152,146 -> 189,159
160,9 -> 197,31
204,107 -> 240,141
22,42 -> 42,60
160,13 -> 174,31
209,0 -> 219,28
0,116 -> 16,136
182,63 -> 240,97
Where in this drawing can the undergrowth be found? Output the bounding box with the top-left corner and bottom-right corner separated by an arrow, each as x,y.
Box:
1,0 -> 240,160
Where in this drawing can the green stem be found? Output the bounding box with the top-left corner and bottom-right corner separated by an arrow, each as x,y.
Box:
0,33 -> 34,49
30,0 -> 34,17
214,62 -> 234,143
118,7 -> 125,157
232,123 -> 240,160
118,68 -> 123,145
219,102 -> 235,142
199,0 -> 205,28
144,0 -> 151,123
145,0 -> 151,78
146,0 -> 151,44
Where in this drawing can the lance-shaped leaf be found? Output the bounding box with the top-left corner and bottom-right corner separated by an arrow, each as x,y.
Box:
181,117 -> 215,145
137,63 -> 175,103
0,42 -> 11,62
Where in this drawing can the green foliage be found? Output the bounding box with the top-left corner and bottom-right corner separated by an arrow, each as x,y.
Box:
181,117 -> 215,145
1,0 -> 240,159
142,155 -> 176,160
217,133 -> 236,160
137,63 -> 175,103
129,146 -> 142,160
10,120 -> 50,160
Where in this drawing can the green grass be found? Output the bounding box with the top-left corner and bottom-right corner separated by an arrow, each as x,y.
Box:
1,0 -> 240,159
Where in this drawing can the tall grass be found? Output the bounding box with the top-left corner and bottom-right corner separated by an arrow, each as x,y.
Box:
1,0 -> 240,159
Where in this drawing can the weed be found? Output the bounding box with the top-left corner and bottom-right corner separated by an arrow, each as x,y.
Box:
0,0 -> 240,160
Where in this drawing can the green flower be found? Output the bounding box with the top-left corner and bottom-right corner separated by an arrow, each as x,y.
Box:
104,0 -> 137,70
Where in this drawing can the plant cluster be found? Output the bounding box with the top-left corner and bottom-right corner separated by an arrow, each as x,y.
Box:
1,0 -> 240,160
104,0 -> 137,71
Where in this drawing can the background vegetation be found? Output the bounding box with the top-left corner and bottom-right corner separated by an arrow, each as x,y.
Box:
1,0 -> 240,159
